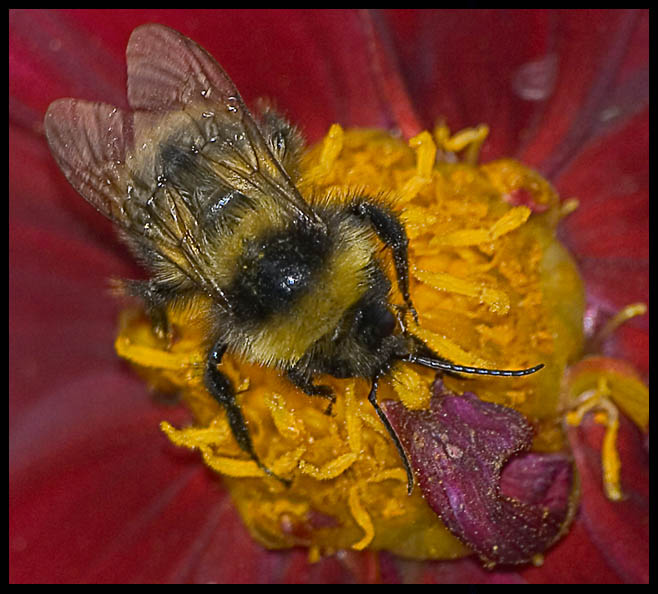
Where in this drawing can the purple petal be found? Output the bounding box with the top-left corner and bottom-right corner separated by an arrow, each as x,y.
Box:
383,381 -> 575,566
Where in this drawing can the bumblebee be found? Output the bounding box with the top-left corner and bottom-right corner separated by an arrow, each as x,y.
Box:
45,24 -> 542,492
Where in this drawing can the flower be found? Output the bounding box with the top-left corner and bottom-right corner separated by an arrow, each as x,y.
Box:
9,9 -> 648,583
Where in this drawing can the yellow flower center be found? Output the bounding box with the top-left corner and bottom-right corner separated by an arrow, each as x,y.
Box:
115,123 -> 646,561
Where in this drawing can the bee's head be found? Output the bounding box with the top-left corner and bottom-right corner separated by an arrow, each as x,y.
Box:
354,299 -> 397,350
321,295 -> 411,380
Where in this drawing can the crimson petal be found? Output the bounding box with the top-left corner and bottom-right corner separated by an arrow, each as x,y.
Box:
383,381 -> 575,566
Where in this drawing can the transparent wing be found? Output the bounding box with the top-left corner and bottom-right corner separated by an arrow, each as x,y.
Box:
44,98 -> 230,307
125,23 -> 323,228
44,99 -> 133,226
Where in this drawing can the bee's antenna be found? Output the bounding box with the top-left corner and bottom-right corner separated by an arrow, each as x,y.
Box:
405,354 -> 544,377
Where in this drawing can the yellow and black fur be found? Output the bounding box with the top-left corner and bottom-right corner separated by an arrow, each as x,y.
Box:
45,24 -> 542,492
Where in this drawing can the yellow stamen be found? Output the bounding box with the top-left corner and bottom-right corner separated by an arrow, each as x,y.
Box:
410,131 -> 436,178
559,198 -> 580,218
489,206 -> 532,239
368,468 -> 409,485
401,205 -> 439,239
600,405 -> 622,501
344,381 -> 363,454
565,378 -> 624,500
348,484 -> 375,550
115,335 -> 203,370
413,268 -> 510,315
409,323 -> 495,371
307,545 -> 322,564
435,205 -> 531,247
399,131 -> 436,202
316,123 -> 344,176
160,421 -> 268,479
266,392 -> 305,440
434,122 -> 489,164
597,302 -> 648,343
389,364 -> 431,410
298,453 -> 358,480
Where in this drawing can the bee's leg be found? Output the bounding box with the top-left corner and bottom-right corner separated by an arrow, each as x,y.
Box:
120,279 -> 172,340
287,368 -> 336,415
205,342 -> 290,486
367,375 -> 414,494
348,200 -> 417,322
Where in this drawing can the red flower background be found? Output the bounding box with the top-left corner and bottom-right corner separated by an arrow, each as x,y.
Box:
9,9 -> 648,583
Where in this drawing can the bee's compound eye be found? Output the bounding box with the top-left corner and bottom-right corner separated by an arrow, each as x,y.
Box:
357,302 -> 396,349
378,308 -> 396,338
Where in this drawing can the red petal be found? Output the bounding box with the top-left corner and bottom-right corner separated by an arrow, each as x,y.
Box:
10,9 -> 649,583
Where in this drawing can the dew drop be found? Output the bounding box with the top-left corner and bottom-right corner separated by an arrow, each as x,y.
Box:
512,54 -> 558,101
